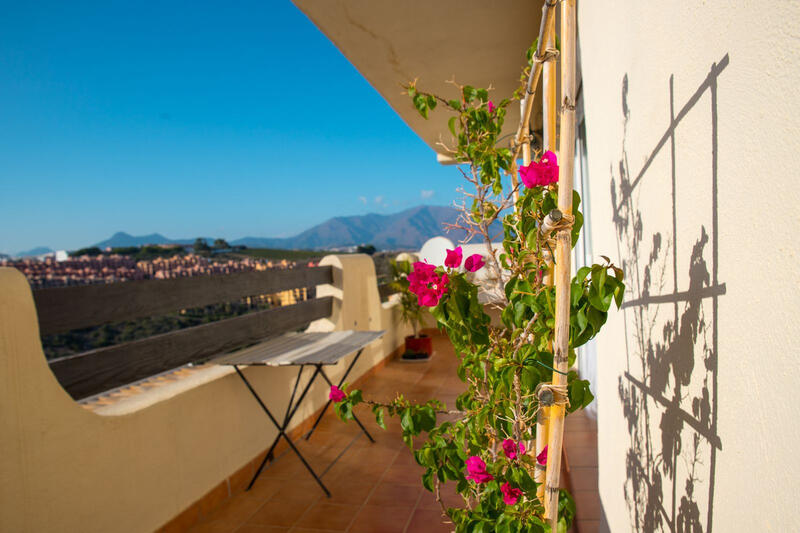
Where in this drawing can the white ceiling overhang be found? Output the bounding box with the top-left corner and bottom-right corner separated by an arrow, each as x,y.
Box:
293,0 -> 546,161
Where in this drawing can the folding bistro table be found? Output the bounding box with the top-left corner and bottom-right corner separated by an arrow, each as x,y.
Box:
214,330 -> 384,496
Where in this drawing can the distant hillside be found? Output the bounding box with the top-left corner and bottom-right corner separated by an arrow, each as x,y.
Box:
16,246 -> 54,258
91,232 -> 215,249
87,205 -> 501,252
92,232 -> 181,248
232,205 -> 501,250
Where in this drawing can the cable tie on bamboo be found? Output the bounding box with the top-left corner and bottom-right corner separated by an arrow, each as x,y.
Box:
550,212 -> 575,234
539,209 -> 563,236
540,211 -> 574,249
532,48 -> 560,69
535,383 -> 569,408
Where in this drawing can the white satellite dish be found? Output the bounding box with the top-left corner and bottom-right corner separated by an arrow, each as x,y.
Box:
418,236 -> 455,267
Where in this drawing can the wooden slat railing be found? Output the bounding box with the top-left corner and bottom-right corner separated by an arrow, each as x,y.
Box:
34,266 -> 333,335
33,266 -> 336,400
49,297 -> 333,400
378,282 -> 399,302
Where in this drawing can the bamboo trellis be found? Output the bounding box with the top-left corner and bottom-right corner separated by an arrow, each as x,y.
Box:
511,0 -> 577,529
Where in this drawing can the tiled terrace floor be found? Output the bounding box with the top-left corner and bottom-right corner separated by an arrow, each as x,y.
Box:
563,410 -> 600,532
186,334 -> 599,533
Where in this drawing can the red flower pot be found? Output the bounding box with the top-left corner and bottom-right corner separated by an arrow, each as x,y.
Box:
404,334 -> 432,360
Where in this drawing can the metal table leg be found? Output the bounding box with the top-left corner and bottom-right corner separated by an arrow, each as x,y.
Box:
304,349 -> 375,443
234,365 -> 330,496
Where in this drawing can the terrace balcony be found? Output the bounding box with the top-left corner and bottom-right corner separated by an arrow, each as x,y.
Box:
0,254 -> 598,532
5,0 -> 792,530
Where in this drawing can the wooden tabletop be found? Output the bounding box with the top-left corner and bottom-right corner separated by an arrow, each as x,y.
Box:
213,330 -> 385,367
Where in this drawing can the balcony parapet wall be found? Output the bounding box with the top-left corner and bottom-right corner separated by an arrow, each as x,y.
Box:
0,254 -> 409,533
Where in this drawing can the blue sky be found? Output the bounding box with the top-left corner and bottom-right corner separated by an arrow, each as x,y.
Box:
0,1 -> 456,255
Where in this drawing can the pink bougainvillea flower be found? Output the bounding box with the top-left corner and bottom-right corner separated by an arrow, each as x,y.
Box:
502,439 -> 526,460
408,261 -> 449,307
487,100 -> 496,114
501,482 -> 523,505
464,254 -> 485,272
329,385 -> 346,403
464,456 -> 494,484
418,289 -> 439,307
519,150 -> 559,188
444,246 -> 463,268
537,445 -> 548,466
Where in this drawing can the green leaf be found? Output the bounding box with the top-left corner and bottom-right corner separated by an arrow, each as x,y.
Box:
568,378 -> 594,413
371,405 -> 386,429
417,406 -> 437,432
462,85 -> 478,103
349,389 -> 363,404
401,408 -> 416,434
448,116 -> 457,136
422,468 -> 435,491
335,400 -> 353,421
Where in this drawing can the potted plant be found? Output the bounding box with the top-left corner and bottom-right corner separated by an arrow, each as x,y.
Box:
390,256 -> 433,360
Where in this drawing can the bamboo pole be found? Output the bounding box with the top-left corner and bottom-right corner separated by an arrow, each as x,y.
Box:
512,98 -> 531,209
542,21 -> 557,153
511,1 -> 557,162
544,0 -> 576,528
536,13 -> 559,507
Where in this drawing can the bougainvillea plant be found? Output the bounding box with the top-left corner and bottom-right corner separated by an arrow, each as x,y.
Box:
332,47 -> 624,533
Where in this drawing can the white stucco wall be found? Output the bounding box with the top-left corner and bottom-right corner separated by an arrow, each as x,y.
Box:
578,1 -> 800,531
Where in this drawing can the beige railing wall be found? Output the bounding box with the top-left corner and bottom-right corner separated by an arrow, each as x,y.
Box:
0,254 -> 410,533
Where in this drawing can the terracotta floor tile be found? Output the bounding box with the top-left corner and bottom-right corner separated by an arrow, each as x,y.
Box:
575,519 -> 600,533
567,467 -> 598,492
187,521 -> 238,533
294,502 -> 360,531
347,505 -> 414,533
247,499 -> 312,528
383,463 -> 425,486
405,508 -> 453,533
417,485 -> 463,511
267,478 -> 328,504
389,449 -> 423,470
564,446 -> 598,468
572,490 -> 601,520
265,453 -> 328,480
236,526 -> 290,533
247,476 -> 284,502
201,495 -> 265,526
324,463 -> 388,486
564,431 -> 600,448
366,481 -> 422,507
324,477 -> 379,506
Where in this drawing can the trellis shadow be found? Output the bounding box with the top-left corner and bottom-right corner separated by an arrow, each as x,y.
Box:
610,54 -> 728,533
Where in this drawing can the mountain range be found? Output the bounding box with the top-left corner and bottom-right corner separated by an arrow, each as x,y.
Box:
231,205 -> 500,250
11,205 -> 502,256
